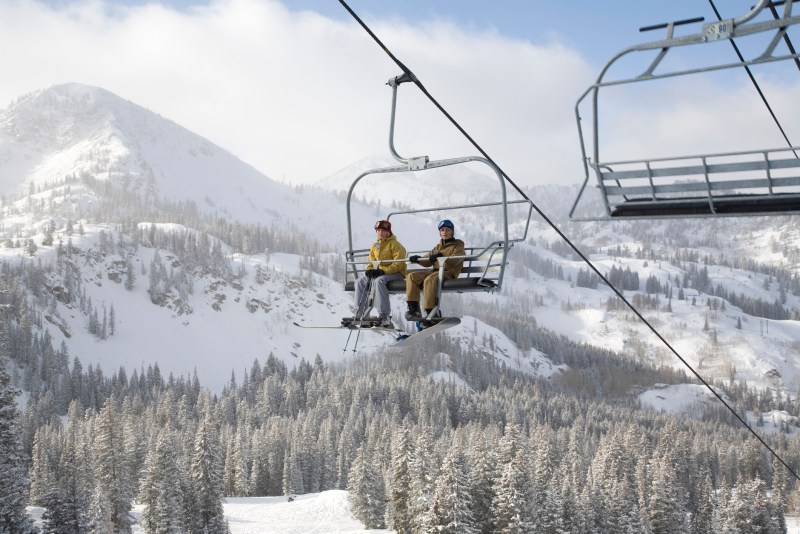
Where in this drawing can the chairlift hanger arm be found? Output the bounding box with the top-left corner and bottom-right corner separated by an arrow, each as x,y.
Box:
345,76 -> 514,278
592,0 -> 798,88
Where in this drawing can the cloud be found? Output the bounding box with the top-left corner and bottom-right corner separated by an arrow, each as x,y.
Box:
0,0 -> 796,191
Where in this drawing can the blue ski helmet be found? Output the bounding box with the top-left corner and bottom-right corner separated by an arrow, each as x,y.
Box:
438,219 -> 454,231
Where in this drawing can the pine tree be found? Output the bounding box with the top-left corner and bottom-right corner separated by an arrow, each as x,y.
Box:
770,458 -> 788,534
92,397 -> 134,533
0,351 -> 38,533
647,453 -> 687,534
492,448 -> 533,534
690,472 -> 714,534
409,428 -> 438,533
468,437 -> 497,534
139,429 -> 185,534
192,411 -> 230,534
282,448 -> 304,497
42,487 -> 73,534
388,422 -> 413,534
29,426 -> 57,505
46,407 -> 91,534
347,444 -> 385,529
491,425 -> 533,534
427,448 -> 478,534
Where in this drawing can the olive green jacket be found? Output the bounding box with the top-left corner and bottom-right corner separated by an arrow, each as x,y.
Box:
417,238 -> 465,279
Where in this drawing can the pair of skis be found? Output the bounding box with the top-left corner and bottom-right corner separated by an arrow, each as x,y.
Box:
293,316 -> 460,346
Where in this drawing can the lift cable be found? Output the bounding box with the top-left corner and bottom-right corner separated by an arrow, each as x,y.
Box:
338,0 -> 800,482
708,0 -> 798,158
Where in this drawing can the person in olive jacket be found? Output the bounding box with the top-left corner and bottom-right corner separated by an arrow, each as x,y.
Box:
405,219 -> 464,320
354,219 -> 407,327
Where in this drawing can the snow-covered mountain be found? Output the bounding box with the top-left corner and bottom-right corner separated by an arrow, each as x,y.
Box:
0,83 -> 553,393
4,82 -> 800,405
0,83 -> 374,249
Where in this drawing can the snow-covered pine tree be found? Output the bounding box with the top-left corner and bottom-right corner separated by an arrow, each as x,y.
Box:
232,424 -> 251,497
529,425 -> 556,531
467,434 -> 497,534
409,427 -> 437,533
491,425 -> 533,534
0,351 -> 38,533
647,452 -> 688,534
44,404 -> 92,534
690,471 -> 714,534
282,447 -> 304,497
191,408 -> 230,534
346,444 -> 385,529
427,447 -> 478,534
770,458 -> 789,534
92,396 -> 134,533
387,422 -> 413,534
29,425 -> 58,505
139,429 -> 185,534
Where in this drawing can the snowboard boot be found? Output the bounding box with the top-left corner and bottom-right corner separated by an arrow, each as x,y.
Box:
379,314 -> 394,328
405,301 -> 422,321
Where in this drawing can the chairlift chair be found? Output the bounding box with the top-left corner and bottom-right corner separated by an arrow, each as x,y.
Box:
571,0 -> 800,220
343,73 -> 534,321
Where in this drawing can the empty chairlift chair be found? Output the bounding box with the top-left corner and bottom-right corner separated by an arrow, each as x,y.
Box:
571,0 -> 800,220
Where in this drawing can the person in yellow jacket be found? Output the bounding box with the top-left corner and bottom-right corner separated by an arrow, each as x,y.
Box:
354,220 -> 407,327
405,219 -> 464,320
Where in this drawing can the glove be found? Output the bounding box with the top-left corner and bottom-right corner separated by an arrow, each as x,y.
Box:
409,255 -> 420,264
365,268 -> 385,279
430,251 -> 444,260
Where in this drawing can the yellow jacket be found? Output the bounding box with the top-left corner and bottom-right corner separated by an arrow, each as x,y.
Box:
368,234 -> 407,276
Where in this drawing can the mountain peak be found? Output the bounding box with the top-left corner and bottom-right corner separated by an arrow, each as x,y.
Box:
0,83 -> 282,224
3,83 -> 136,151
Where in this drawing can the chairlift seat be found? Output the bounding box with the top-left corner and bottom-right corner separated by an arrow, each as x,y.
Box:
610,193 -> 800,218
344,265 -> 499,294
595,147 -> 800,218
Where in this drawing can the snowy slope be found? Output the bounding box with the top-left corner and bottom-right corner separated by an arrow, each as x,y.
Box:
27,491 -> 800,534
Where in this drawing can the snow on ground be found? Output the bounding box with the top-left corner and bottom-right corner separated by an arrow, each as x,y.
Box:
639,383 -> 799,435
639,383 -> 726,416
27,492 -> 800,533
218,491 -> 386,534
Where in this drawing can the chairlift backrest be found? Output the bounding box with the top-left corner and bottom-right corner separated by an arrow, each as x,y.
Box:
571,0 -> 800,220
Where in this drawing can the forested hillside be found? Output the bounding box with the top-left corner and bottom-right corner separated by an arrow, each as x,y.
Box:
4,332 -> 797,533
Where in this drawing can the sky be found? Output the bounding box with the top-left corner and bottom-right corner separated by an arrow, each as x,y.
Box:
3,0 -> 799,188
